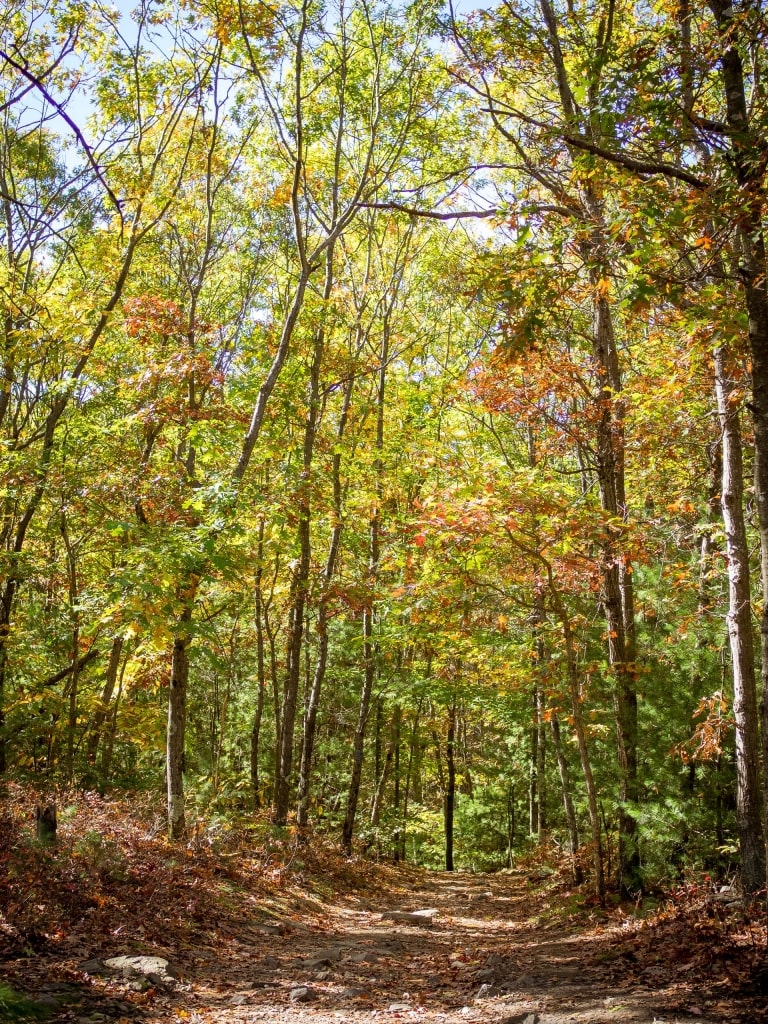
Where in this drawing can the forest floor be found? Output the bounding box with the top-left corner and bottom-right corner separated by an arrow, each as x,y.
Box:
1,789 -> 767,1024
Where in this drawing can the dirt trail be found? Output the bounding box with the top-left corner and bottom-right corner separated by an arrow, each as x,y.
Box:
7,856 -> 763,1024
3,796 -> 763,1024
146,871 -> 739,1024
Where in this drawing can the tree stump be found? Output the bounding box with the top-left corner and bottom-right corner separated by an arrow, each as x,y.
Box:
35,803 -> 57,845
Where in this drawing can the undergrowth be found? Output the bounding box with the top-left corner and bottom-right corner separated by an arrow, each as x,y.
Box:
0,783 -> 395,955
0,982 -> 49,1020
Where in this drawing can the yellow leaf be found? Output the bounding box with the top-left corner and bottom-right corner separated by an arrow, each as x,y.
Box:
596,277 -> 611,298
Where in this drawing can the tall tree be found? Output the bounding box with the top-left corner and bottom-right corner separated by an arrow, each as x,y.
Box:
0,1 -> 206,774
451,0 -> 643,890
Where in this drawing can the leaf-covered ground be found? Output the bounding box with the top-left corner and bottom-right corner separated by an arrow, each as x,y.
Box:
1,787 -> 766,1024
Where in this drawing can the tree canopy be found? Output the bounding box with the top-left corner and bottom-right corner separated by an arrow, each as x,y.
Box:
2,0 -> 768,898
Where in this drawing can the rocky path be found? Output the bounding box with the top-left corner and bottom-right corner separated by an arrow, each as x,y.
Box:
9,866 -> 763,1024
4,795 -> 763,1024
122,872 -> 739,1024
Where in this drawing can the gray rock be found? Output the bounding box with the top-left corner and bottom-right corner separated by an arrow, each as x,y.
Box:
500,974 -> 536,992
303,945 -> 347,969
104,955 -> 178,981
289,986 -> 315,1002
388,1003 -> 411,1012
37,984 -> 82,1004
251,921 -> 286,934
346,949 -> 379,964
230,994 -> 248,1005
484,954 -> 507,968
641,966 -> 666,979
315,970 -> 332,981
381,908 -> 438,927
79,959 -> 106,975
313,946 -> 345,962
476,983 -> 494,999
342,987 -> 366,998
33,995 -> 61,1010
102,1000 -> 133,1014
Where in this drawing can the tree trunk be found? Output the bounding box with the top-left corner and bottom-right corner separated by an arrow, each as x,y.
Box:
274,539 -> 311,823
529,685 -> 539,837
534,590 -> 574,867
506,783 -> 515,867
251,516 -> 267,809
706,0 -> 768,900
341,307 -> 389,854
550,711 -> 583,884
168,600 -> 194,839
373,700 -> 382,790
590,287 -> 641,895
263,601 -> 281,795
296,373 -> 354,828
99,662 -> 126,794
274,251 -> 334,826
341,597 -> 376,853
295,613 -> 331,829
61,515 -> 81,784
393,703 -> 402,813
250,656 -> 265,810
713,346 -> 765,894
546,570 -> 604,900
445,700 -> 456,871
536,683 -> 547,839
0,580 -> 14,774
370,714 -> 396,829
398,704 -> 421,863
86,638 -> 124,769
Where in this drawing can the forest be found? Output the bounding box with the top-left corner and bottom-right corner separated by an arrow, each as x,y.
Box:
1,0 -> 768,912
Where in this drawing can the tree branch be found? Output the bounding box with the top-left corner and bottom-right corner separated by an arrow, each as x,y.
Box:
561,131 -> 709,189
360,200 -> 578,222
0,49 -> 124,220
42,646 -> 100,688
360,201 -> 500,220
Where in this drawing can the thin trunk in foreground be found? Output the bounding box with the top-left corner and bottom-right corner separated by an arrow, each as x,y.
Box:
713,346 -> 765,894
